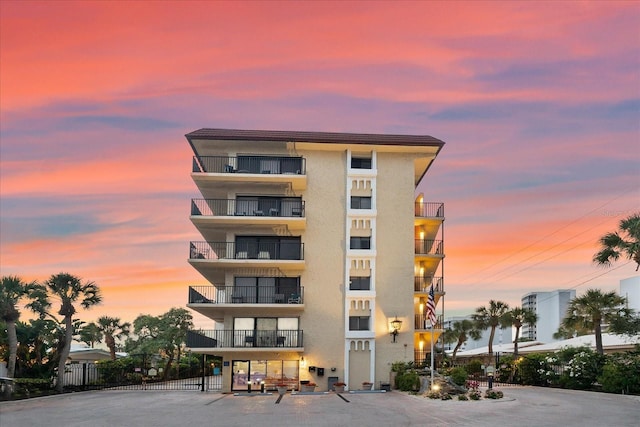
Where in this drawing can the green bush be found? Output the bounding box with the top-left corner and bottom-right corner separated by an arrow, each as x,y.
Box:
484,389 -> 504,399
518,353 -> 554,386
559,349 -> 604,390
457,393 -> 469,401
396,370 -> 420,391
465,359 -> 483,376
11,378 -> 53,398
468,390 -> 481,400
599,352 -> 640,394
449,367 -> 468,386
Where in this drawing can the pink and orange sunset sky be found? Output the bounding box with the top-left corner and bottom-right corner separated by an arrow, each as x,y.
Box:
1,1 -> 639,329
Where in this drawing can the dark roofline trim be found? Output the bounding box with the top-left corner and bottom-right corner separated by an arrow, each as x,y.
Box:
185,128 -> 445,148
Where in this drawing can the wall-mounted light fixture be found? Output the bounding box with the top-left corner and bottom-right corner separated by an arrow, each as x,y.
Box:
390,316 -> 403,342
300,356 -> 306,367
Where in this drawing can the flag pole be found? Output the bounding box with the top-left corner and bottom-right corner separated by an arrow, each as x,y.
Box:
430,321 -> 435,390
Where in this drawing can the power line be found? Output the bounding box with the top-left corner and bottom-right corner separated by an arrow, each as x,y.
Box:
457,187 -> 636,286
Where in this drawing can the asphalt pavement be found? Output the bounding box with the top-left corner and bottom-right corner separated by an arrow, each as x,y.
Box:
1,386 -> 638,427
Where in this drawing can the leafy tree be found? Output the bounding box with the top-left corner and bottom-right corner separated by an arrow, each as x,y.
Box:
472,300 -> 510,357
442,319 -> 482,361
593,212 -> 640,271
607,308 -> 640,335
127,308 -> 193,379
97,316 -> 131,360
559,288 -> 627,355
504,306 -> 538,358
43,273 -> 101,391
78,322 -> 103,349
0,275 -> 49,378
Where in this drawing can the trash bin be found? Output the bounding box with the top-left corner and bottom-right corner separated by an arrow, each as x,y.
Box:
380,382 -> 391,391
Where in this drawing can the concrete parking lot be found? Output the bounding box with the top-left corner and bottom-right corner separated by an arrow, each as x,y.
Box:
1,387 -> 638,427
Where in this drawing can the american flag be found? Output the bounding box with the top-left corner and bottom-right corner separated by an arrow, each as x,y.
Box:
427,284 -> 437,327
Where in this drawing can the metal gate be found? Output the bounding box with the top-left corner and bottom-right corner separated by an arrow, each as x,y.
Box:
63,353 -> 222,392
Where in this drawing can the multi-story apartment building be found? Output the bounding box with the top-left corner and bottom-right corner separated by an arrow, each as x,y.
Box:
184,128 -> 445,393
521,290 -> 575,343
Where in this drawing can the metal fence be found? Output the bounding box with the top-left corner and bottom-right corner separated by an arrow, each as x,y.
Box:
61,353 -> 222,392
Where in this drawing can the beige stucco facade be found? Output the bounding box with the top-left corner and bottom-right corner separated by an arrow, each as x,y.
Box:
185,129 -> 445,393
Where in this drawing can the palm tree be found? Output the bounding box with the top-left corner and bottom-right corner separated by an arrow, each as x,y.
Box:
79,322 -> 103,349
442,319 -> 482,362
593,212 -> 640,271
43,272 -> 101,392
97,316 -> 131,360
504,307 -> 538,358
472,300 -> 510,358
0,276 -> 49,378
559,288 -> 627,355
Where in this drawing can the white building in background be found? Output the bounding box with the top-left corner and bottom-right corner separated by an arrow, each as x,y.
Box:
443,315 -> 512,352
620,276 -> 640,311
521,290 -> 575,343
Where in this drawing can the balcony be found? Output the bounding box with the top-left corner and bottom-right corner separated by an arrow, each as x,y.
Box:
414,276 -> 444,294
415,314 -> 444,331
192,155 -> 306,190
191,198 -> 306,231
415,202 -> 444,218
189,242 -> 305,283
186,329 -> 303,350
415,239 -> 443,256
188,285 -> 304,305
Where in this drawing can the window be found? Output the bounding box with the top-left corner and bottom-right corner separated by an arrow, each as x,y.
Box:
351,157 -> 372,169
349,276 -> 371,290
235,236 -> 302,259
350,236 -> 371,250
350,196 -> 372,209
349,316 -> 370,331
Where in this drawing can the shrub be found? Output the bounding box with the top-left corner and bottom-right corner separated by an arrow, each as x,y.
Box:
457,393 -> 469,401
441,393 -> 452,400
518,353 -> 554,386
468,390 -> 481,400
559,349 -> 605,390
466,360 -> 483,376
484,389 -> 504,399
426,390 -> 440,399
598,352 -> 640,394
10,378 -> 53,399
396,370 -> 421,391
449,367 -> 468,386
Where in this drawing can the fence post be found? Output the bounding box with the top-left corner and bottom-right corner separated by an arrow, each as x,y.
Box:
201,354 -> 206,392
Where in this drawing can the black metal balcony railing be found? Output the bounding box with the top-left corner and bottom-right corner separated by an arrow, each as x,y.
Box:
187,329 -> 303,348
414,239 -> 444,255
414,314 -> 444,330
189,241 -> 304,261
191,199 -> 305,218
415,202 -> 444,218
414,276 -> 444,293
193,155 -> 306,175
189,285 -> 304,305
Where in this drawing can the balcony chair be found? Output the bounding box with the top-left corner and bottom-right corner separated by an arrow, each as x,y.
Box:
276,336 -> 286,347
245,336 -> 255,347
288,293 -> 301,304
